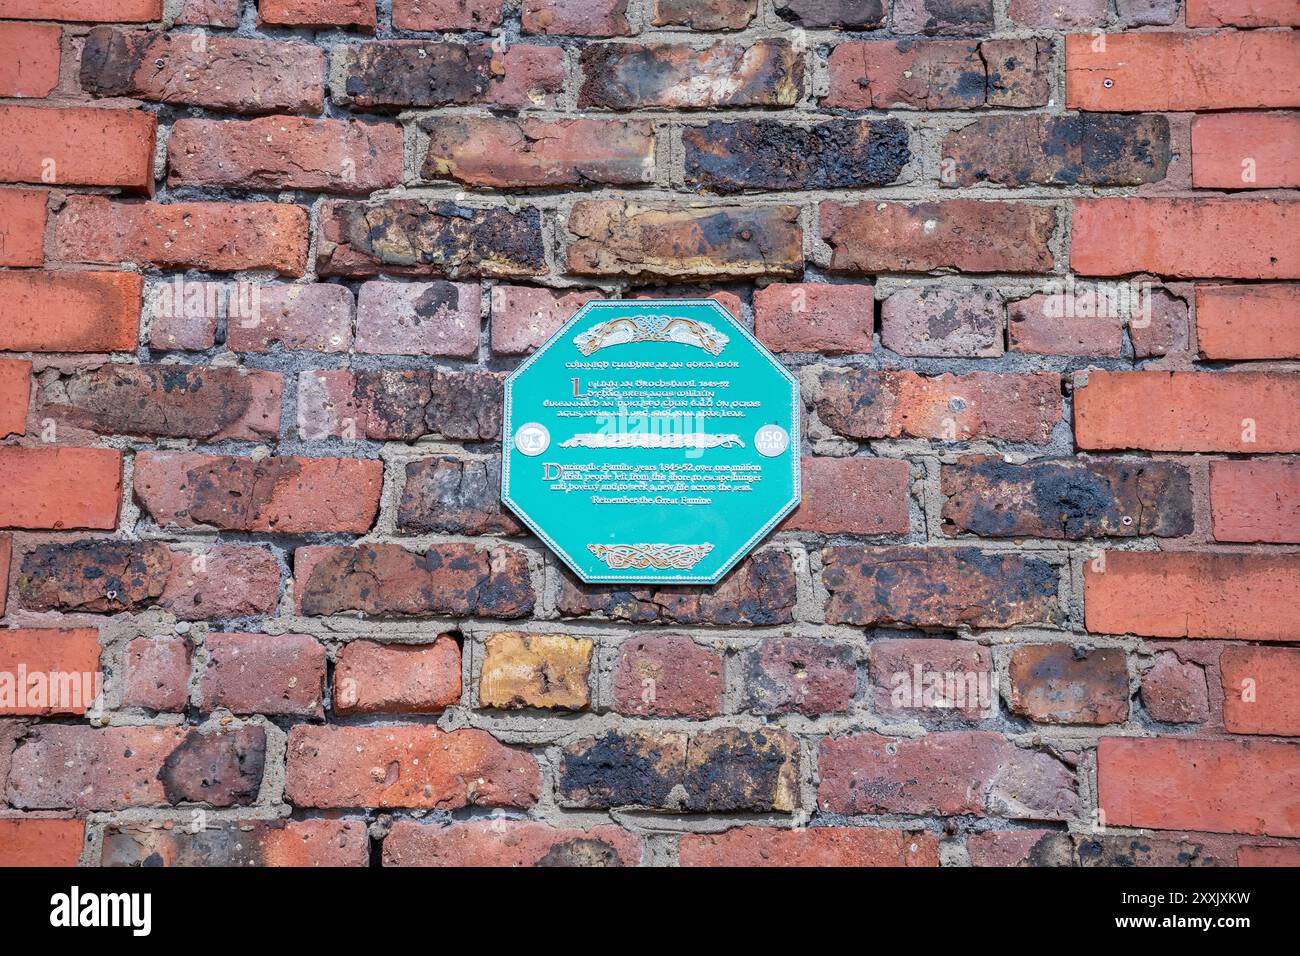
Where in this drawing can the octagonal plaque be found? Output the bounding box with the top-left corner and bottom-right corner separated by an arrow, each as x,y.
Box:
502,299 -> 800,584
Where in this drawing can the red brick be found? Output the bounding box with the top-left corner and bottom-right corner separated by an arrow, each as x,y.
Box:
0,447 -> 121,530
823,546 -> 1061,629
775,0 -> 886,26
394,0 -> 502,29
1098,737 -> 1300,837
1186,0 -> 1300,26
200,632 -> 326,718
0,360 -> 29,436
17,539 -> 171,614
0,628 -> 100,715
822,200 -> 1056,275
741,637 -> 856,716
297,367 -> 503,443
1073,199 -> 1299,280
940,456 -> 1193,540
227,283 -> 353,353
55,197 -> 308,276
168,117 -> 402,194
102,819 -> 368,867
810,367 -> 1062,443
868,638 -> 996,721
121,636 -> 191,711
0,23 -> 60,97
259,0 -> 376,28
1221,646 -> 1300,737
7,724 -> 265,810
384,820 -> 641,867
754,283 -> 873,355
0,188 -> 45,267
134,452 -> 382,533
567,201 -> 803,279
824,39 -> 1050,110
421,116 -> 654,188
0,0 -> 159,19
38,364 -> 282,442
145,279 -> 217,351
1239,845 -> 1300,867
653,0 -> 757,28
0,106 -> 154,193
0,819 -> 84,866
162,544 -> 280,621
295,543 -> 533,619
1192,114 -> 1300,190
611,633 -> 723,718
1085,551 -> 1299,641
557,548 -> 795,626
819,731 -> 1078,820
1211,460 -> 1300,544
967,830 -> 1072,867
1196,284 -> 1300,360
579,39 -> 801,110
355,281 -> 481,357
80,28 -> 324,114
1074,371 -> 1300,453
285,725 -> 539,809
680,827 -> 939,867
0,271 -> 140,352
0,534 -> 9,617
1008,644 -> 1128,725
1066,32 -> 1300,112
1008,0 -> 1105,26
333,41 -> 564,111
316,199 -> 545,279
893,0 -> 992,32
396,455 -> 522,536
334,636 -> 462,715
1140,651 -> 1208,724
490,285 -> 603,356
176,0 -> 239,25
1008,289 -> 1122,357
882,286 -> 1002,357
786,457 -> 910,535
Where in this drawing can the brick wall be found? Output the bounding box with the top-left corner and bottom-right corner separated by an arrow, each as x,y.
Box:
0,0 -> 1297,868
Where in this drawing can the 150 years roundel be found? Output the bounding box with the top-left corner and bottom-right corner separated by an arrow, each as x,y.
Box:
501,299 -> 801,585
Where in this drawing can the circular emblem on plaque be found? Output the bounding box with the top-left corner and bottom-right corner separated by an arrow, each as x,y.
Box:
754,424 -> 790,458
513,422 -> 550,456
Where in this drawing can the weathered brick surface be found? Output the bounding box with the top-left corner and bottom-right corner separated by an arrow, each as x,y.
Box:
102,819 -> 368,867
285,725 -> 539,809
566,201 -> 803,278
55,197 -> 309,275
421,116 -> 654,189
823,547 -> 1061,628
168,117 -> 402,194
810,367 -> 1061,443
316,199 -> 546,278
134,452 -> 382,533
0,628 -> 100,716
384,820 -> 641,867
819,732 -> 1078,819
81,28 -> 324,113
334,636 -> 462,715
579,40 -> 801,109
824,39 -> 1050,110
823,200 -> 1056,274
940,456 -> 1193,539
1,0 -> 1293,870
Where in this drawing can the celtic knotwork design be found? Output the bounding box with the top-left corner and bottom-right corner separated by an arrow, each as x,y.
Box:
588,543 -> 715,570
573,314 -> 730,356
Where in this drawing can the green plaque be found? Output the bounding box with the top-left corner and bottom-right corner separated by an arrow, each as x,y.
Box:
502,299 -> 800,584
